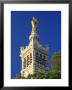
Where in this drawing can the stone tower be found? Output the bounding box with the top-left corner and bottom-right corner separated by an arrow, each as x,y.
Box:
20,17 -> 49,78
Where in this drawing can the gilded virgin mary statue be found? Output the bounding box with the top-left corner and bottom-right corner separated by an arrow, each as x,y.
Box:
31,17 -> 38,33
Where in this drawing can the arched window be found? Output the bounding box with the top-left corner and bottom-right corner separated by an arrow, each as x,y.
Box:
27,55 -> 29,67
43,55 -> 47,66
36,52 -> 38,57
43,55 -> 46,60
24,58 -> 26,69
40,53 -> 42,58
30,53 -> 32,64
36,52 -> 39,62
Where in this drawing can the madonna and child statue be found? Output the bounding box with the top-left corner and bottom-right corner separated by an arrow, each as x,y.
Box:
31,17 -> 38,33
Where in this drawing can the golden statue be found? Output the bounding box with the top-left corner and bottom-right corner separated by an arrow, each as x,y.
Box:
31,17 -> 38,33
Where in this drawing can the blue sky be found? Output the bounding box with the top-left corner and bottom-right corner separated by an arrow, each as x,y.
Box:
11,11 -> 61,78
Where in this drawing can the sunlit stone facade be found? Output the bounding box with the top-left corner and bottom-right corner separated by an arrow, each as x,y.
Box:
20,17 -> 49,78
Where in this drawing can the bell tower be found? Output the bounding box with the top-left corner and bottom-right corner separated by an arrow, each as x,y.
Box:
20,17 -> 49,78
